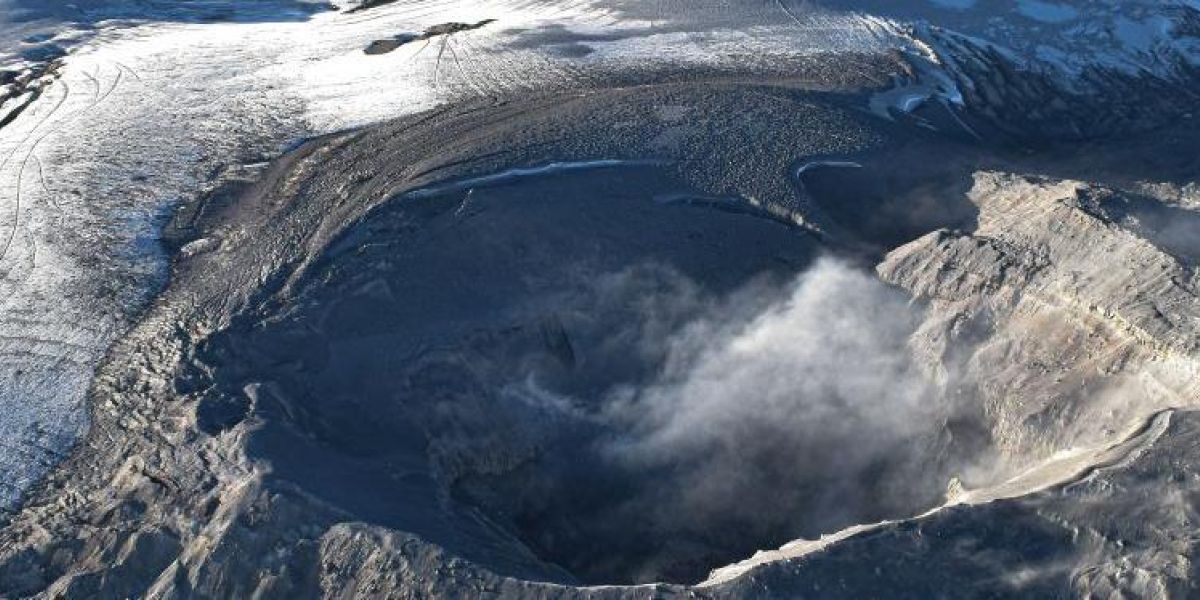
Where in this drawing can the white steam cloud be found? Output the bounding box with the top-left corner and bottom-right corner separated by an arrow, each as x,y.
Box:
595,258 -> 953,536
496,257 -> 971,583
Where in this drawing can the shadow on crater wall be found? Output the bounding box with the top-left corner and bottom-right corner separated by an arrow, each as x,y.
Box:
185,164 -> 991,585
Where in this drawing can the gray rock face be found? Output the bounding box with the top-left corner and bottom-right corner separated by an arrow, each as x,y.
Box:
906,23 -> 1200,140
713,406 -> 1199,598
880,172 -> 1200,463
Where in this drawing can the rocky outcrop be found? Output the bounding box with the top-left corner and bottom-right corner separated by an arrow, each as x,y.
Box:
0,62 -> 61,133
879,172 -> 1200,463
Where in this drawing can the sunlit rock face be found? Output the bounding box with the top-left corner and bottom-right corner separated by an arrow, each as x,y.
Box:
2,1 -> 1200,598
